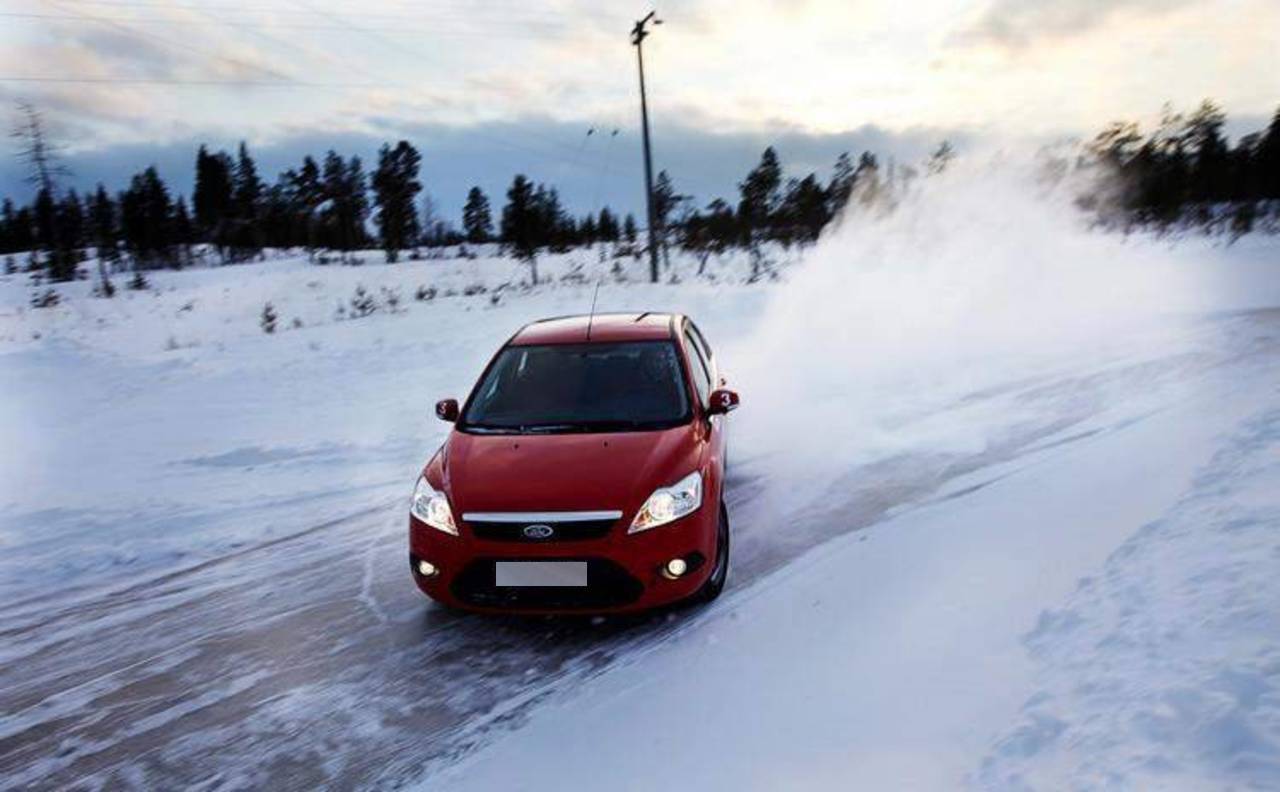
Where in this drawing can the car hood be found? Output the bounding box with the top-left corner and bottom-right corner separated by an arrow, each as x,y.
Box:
437,425 -> 702,517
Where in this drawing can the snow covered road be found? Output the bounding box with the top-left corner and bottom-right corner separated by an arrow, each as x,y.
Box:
3,299 -> 1277,789
3,176 -> 1278,791
437,309 -> 1280,791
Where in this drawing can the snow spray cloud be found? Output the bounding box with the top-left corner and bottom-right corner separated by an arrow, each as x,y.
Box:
730,152 -> 1207,478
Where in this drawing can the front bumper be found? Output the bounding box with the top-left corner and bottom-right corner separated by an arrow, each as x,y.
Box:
408,505 -> 718,614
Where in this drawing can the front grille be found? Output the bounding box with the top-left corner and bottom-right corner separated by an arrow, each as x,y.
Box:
467,519 -> 617,542
451,558 -> 643,610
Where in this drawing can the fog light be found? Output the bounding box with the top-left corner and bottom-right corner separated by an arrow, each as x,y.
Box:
416,560 -> 438,578
664,558 -> 688,579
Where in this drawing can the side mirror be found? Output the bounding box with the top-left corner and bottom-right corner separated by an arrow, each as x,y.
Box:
706,388 -> 740,416
435,398 -> 459,422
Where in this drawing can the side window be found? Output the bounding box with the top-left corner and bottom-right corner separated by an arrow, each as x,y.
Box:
687,322 -> 713,365
683,329 -> 712,406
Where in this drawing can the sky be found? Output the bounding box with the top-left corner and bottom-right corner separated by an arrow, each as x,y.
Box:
1,0 -> 1277,223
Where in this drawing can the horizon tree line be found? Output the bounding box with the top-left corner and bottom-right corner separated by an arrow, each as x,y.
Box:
3,99 -> 1278,289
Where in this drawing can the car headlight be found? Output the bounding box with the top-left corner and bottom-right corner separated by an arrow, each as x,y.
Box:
629,471 -> 703,533
411,475 -> 458,535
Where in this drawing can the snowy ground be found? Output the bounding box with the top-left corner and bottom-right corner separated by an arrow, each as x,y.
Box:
2,167 -> 1279,790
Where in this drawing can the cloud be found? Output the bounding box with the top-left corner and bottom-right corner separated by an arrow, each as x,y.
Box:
0,116 -> 968,226
954,0 -> 1196,48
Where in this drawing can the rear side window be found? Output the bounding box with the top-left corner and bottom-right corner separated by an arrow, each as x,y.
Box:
683,328 -> 713,407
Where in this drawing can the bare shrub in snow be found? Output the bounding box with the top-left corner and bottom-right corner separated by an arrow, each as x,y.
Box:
127,272 -> 150,291
30,289 -> 60,309
746,246 -> 778,284
350,285 -> 377,317
93,277 -> 117,299
463,283 -> 487,297
560,262 -> 587,285
414,285 -> 436,302
260,302 -> 278,334
4,255 -> 15,275
380,286 -> 402,313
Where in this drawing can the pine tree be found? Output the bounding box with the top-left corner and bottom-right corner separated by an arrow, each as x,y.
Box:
778,174 -> 830,243
0,199 -> 16,254
828,152 -> 856,217
579,213 -> 598,244
681,198 -> 736,274
231,142 -> 264,259
120,167 -> 175,268
320,151 -> 368,255
853,152 -> 882,208
532,185 -> 568,252
738,147 -> 782,242
173,197 -> 195,266
500,174 -> 538,279
88,185 -> 117,295
1183,100 -> 1229,205
285,155 -> 324,255
1257,106 -> 1280,201
462,186 -> 493,243
33,189 -> 67,278
623,213 -> 638,243
653,170 -> 685,229
57,190 -> 85,254
372,140 -> 423,262
12,103 -> 71,277
598,207 -> 620,241
193,146 -> 234,252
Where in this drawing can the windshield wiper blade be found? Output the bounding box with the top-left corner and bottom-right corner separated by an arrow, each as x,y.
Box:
519,423 -> 591,434
461,423 -> 521,434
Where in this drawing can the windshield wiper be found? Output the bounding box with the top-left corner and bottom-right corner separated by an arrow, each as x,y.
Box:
519,423 -> 592,434
460,423 -> 521,434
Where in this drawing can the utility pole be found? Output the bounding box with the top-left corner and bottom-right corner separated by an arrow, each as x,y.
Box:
631,10 -> 661,283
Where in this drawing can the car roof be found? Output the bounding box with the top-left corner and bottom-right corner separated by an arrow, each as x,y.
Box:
509,313 -> 681,346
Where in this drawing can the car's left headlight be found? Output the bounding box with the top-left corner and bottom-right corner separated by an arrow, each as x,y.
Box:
411,475 -> 458,535
629,471 -> 703,533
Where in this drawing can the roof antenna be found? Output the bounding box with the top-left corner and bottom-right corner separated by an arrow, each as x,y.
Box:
586,279 -> 602,341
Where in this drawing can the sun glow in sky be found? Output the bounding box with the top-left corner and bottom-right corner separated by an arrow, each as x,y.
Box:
1,0 -> 1276,148
0,0 -> 1276,219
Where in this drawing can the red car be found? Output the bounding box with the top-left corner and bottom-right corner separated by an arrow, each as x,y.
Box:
409,312 -> 740,614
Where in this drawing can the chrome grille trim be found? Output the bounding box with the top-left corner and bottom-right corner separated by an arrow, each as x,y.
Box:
461,510 -> 623,523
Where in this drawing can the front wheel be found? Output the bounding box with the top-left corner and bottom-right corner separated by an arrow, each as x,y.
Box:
689,506 -> 730,604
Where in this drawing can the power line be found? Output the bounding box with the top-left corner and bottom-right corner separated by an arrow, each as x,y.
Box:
0,10 -> 582,39
0,75 -> 372,87
2,0 -> 652,208
37,0 -> 294,82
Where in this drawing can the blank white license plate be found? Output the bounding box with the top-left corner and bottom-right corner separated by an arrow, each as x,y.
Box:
495,561 -> 588,587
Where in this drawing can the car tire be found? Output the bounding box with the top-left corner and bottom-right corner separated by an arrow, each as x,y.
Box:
690,505 -> 730,604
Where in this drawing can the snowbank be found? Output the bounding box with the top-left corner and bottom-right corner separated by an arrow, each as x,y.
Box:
433,325 -> 1280,791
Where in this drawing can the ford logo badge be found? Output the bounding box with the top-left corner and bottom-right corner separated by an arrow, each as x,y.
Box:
522,524 -> 554,539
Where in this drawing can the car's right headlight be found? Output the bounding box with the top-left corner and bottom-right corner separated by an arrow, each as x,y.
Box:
411,475 -> 458,535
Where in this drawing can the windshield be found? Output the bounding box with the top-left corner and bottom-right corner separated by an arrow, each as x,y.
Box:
460,341 -> 691,433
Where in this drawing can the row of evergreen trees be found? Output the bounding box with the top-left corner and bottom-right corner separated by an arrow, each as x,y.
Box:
1088,101 -> 1280,229
3,99 -> 1276,284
